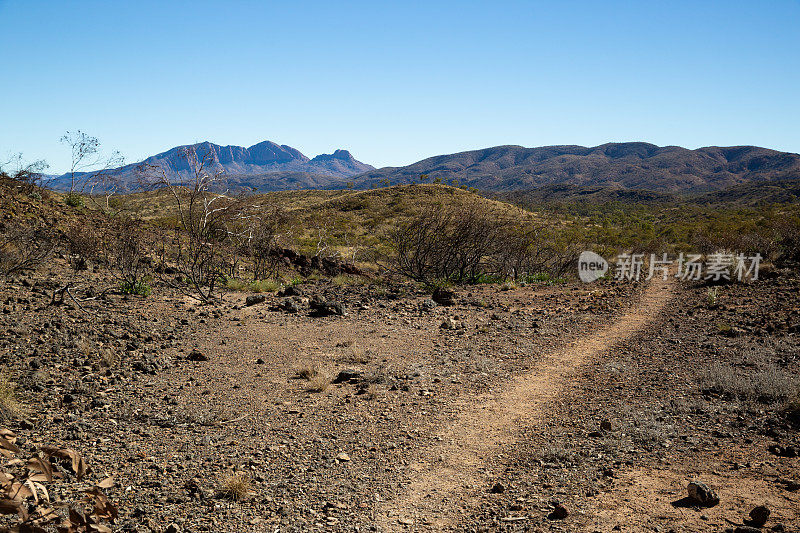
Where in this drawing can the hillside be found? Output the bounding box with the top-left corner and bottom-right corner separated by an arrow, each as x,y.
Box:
353,142 -> 800,192
49,140 -> 373,192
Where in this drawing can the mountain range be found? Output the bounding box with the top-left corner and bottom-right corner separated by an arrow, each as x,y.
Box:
50,140 -> 800,194
352,142 -> 800,192
50,141 -> 374,192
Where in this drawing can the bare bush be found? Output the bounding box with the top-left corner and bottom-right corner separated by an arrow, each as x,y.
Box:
390,202 -> 504,283
101,217 -> 152,290
0,153 -> 49,193
241,205 -> 290,281
60,130 -> 124,200
0,220 -> 56,276
65,221 -> 103,274
390,201 -> 579,284
138,146 -> 238,301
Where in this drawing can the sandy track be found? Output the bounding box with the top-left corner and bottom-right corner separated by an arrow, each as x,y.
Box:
381,277 -> 675,530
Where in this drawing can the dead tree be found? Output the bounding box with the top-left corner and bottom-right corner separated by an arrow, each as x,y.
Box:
137,146 -> 234,302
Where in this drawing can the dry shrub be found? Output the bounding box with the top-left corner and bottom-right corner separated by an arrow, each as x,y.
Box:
0,372 -> 25,421
700,362 -> 799,405
217,472 -> 251,501
294,360 -> 333,392
294,362 -> 320,381
0,219 -> 55,276
341,346 -> 373,365
305,373 -> 332,393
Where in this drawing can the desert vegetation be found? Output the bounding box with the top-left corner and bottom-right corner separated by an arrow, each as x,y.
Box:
0,152 -> 798,531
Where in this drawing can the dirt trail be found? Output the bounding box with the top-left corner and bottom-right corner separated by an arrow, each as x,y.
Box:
380,277 -> 675,530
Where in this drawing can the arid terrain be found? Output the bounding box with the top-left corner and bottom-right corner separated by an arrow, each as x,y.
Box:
0,174 -> 798,533
1,255 -> 798,532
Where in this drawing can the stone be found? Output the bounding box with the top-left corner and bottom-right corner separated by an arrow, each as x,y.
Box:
335,452 -> 350,462
687,480 -> 719,507
548,503 -> 568,520
278,285 -> 303,297
748,505 -> 770,527
420,298 -> 437,311
432,287 -> 456,306
489,482 -> 505,494
187,350 -> 208,362
244,294 -> 266,306
309,296 -> 346,317
332,370 -> 363,384
440,317 -> 458,330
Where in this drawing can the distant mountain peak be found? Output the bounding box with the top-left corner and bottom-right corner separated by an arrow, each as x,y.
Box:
311,149 -> 356,162
49,139 -> 374,192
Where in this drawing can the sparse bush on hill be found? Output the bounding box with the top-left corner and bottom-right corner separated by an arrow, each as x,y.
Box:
0,219 -> 56,277
242,205 -> 290,281
0,153 -> 49,194
102,217 -> 152,293
390,200 -> 581,285
138,146 -> 240,301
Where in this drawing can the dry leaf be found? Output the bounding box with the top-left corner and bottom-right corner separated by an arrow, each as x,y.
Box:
40,447 -> 88,481
96,476 -> 115,489
26,457 -> 54,482
0,496 -> 27,520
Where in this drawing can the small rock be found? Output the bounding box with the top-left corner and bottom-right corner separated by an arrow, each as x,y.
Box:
244,294 -> 266,306
255,358 -> 265,365
278,286 -> 303,297
432,287 -> 456,306
187,350 -> 208,362
489,482 -> 505,494
600,419 -> 613,431
687,480 -> 719,507
419,298 -> 437,311
548,503 -> 568,520
335,452 -> 350,462
748,505 -> 770,527
440,317 -> 459,330
165,524 -> 181,533
332,370 -> 363,384
734,527 -> 762,533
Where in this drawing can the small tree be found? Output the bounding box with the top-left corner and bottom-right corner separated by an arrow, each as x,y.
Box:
137,146 -> 234,301
60,130 -> 123,203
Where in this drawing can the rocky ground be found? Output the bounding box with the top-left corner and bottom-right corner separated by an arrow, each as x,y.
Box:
0,262 -> 798,532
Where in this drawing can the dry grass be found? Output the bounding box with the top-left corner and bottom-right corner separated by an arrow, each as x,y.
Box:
340,346 -> 374,365
99,348 -> 117,368
0,372 -> 25,421
294,361 -> 320,380
217,472 -> 252,501
700,362 -> 799,405
305,373 -> 332,393
294,361 -> 332,392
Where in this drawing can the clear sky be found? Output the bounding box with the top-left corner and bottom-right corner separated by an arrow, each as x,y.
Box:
1,0 -> 798,173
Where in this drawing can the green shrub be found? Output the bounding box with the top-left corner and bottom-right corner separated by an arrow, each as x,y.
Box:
120,280 -> 152,296
224,278 -> 280,293
64,193 -> 84,207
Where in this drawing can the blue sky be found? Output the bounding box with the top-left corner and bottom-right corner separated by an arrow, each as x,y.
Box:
1,0 -> 798,173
